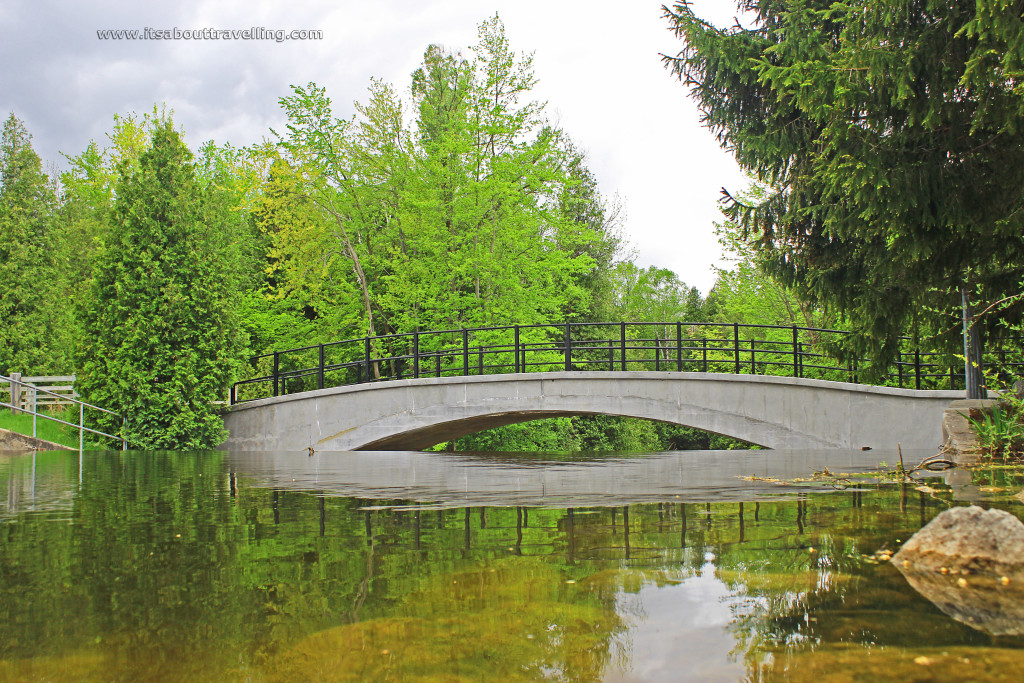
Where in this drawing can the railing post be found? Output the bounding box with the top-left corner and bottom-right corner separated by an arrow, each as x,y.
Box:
273,353 -> 280,397
655,337 -> 660,371
702,338 -> 708,372
364,337 -> 372,383
564,322 -> 572,371
478,347 -> 484,375
750,339 -> 756,374
412,331 -> 420,379
897,350 -> 904,388
79,402 -> 84,452
230,383 -> 236,405
514,325 -> 521,373
9,372 -> 20,415
797,342 -> 803,378
609,339 -> 614,371
32,386 -> 37,438
318,344 -> 325,390
914,348 -> 922,390
676,322 -> 683,371
734,324 -> 741,374
462,329 -> 469,376
620,322 -> 627,371
436,353 -> 442,378
791,327 -> 799,378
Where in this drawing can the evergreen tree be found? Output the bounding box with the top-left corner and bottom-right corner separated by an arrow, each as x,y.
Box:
59,110 -> 181,350
77,121 -> 241,448
710,184 -> 838,332
663,1 -> 1024,385
0,114 -> 71,373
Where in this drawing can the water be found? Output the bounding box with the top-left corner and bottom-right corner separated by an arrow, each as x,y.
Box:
2,449 -> 1024,681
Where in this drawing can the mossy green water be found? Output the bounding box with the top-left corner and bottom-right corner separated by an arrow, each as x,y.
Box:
1,452 -> 1023,681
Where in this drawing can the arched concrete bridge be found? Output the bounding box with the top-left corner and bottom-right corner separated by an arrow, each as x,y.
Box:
220,371 -> 962,452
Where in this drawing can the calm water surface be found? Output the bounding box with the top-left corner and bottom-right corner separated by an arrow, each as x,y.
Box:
2,449 -> 1023,682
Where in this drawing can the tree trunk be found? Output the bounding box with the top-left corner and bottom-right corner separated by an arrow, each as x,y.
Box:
317,189 -> 380,380
961,285 -> 986,399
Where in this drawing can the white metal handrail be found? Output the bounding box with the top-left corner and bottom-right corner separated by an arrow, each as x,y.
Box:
1,373 -> 128,451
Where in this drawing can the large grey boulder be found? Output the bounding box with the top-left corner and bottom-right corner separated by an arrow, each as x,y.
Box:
894,505 -> 1024,575
893,505 -> 1024,636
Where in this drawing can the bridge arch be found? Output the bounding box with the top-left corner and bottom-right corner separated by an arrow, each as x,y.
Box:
220,371 -> 960,452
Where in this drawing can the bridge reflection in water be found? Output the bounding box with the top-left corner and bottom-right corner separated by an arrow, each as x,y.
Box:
225,447 -> 924,509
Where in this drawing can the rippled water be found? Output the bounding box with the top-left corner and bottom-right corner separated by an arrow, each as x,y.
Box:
1,449 -> 1023,682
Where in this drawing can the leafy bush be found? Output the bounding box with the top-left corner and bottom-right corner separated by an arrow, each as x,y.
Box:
968,392 -> 1024,458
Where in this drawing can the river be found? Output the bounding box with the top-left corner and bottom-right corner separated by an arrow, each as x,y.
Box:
1,448 -> 1022,681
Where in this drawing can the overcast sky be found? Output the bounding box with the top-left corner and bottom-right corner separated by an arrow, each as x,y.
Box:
0,0 -> 750,292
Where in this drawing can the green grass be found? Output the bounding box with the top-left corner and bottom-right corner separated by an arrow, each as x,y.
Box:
0,407 -> 108,450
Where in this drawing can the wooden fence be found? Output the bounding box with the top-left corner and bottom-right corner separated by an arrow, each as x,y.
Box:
1,374 -> 78,412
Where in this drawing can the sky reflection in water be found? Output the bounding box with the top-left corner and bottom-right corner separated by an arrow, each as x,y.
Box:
1,449 -> 1023,682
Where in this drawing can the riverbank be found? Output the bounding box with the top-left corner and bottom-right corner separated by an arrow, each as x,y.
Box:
942,399 -> 998,463
0,427 -> 71,452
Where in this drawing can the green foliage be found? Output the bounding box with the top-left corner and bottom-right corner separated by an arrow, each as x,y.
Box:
967,392 -> 1024,458
607,262 -> 708,324
76,121 -> 243,448
663,1 -> 1024,371
0,407 -> 107,450
445,415 -> 754,452
242,155 -> 363,355
57,142 -> 114,310
193,140 -> 269,296
710,184 -> 838,331
0,114 -> 73,373
272,15 -> 614,353
58,109 -> 172,312
572,415 -> 754,451
446,417 -> 583,452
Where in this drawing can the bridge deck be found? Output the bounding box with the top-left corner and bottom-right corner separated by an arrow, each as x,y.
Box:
221,371 -> 963,453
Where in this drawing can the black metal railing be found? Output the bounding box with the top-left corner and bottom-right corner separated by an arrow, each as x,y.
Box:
230,322 -> 1024,404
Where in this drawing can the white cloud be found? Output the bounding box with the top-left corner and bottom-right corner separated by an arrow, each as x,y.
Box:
0,0 -> 754,292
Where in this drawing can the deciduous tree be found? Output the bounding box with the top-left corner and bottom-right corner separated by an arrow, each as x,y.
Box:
272,15 -> 610,350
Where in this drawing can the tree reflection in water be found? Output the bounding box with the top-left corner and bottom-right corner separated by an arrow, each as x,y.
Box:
1,452 -> 1023,681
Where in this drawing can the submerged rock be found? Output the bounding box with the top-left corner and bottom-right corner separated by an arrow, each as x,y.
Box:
894,505 -> 1024,636
896,569 -> 1024,637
